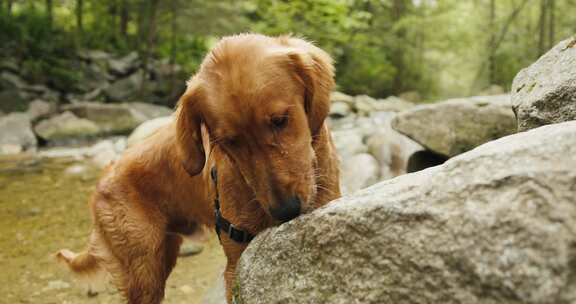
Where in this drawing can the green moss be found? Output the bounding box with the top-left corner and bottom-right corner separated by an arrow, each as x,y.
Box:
232,277 -> 244,304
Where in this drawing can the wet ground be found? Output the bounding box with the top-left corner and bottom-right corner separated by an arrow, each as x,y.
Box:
0,155 -> 225,304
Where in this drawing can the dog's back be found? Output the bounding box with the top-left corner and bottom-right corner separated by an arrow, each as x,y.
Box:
56,121 -> 212,298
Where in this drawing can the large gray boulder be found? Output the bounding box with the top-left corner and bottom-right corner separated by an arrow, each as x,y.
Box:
366,121 -> 423,179
339,153 -> 380,194
34,111 -> 100,143
331,128 -> 367,158
0,113 -> 37,154
236,121 -> 576,304
62,102 -> 171,135
512,37 -> 576,131
392,95 -> 516,157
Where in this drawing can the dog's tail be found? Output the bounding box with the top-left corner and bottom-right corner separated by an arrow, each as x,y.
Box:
55,249 -> 101,275
55,232 -> 109,294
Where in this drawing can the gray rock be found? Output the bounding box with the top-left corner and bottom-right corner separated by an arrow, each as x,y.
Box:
44,280 -> 71,291
329,101 -> 351,118
339,153 -> 379,195
108,52 -> 139,76
0,59 -> 19,73
236,121 -> 576,304
74,62 -> 110,93
392,95 -> 516,157
127,116 -> 173,147
330,91 -> 355,106
40,88 -> 60,103
398,91 -> 421,103
0,71 -> 27,89
64,164 -> 90,177
353,95 -> 377,116
366,129 -> 423,180
126,102 -> 173,119
78,50 -> 112,62
0,113 -> 37,154
328,114 -> 358,131
62,102 -> 170,135
27,99 -> 57,121
331,128 -> 367,158
178,242 -> 204,257
373,96 -> 415,112
34,111 -> 100,142
105,72 -> 143,102
21,83 -> 49,95
89,140 -> 118,168
512,37 -> 576,131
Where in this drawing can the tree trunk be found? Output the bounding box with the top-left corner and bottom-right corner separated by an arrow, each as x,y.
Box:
548,0 -> 555,49
538,0 -> 548,56
120,0 -> 129,39
140,0 -> 160,98
169,0 -> 178,93
136,0 -> 147,53
391,0 -> 407,94
46,0 -> 53,27
76,0 -> 83,34
170,0 -> 177,65
488,0 -> 496,85
109,0 -> 118,43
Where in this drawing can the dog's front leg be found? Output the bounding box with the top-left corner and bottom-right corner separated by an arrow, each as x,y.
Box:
221,238 -> 248,303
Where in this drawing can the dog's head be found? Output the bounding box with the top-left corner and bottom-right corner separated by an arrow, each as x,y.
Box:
176,34 -> 334,223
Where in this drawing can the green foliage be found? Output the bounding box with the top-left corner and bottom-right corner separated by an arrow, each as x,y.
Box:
0,0 -> 575,102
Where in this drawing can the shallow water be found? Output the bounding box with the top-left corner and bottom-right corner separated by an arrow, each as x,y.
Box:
0,155 -> 225,304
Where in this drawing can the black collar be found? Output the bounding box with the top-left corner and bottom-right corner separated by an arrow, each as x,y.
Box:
211,167 -> 255,243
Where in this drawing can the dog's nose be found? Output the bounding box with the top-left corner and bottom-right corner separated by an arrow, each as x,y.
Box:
270,196 -> 301,223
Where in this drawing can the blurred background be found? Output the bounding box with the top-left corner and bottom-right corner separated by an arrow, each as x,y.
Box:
0,0 -> 574,110
0,1 -> 574,303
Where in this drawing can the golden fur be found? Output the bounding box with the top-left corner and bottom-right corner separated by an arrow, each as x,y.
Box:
56,33 -> 341,303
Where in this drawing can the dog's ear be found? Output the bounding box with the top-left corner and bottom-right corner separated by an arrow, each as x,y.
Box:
176,80 -> 206,176
286,40 -> 335,136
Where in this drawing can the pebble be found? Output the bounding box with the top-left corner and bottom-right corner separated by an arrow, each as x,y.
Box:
179,243 -> 204,257
44,280 -> 71,291
64,164 -> 88,176
179,285 -> 193,294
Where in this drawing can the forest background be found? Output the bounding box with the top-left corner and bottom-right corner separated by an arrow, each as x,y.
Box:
1,0 -> 574,105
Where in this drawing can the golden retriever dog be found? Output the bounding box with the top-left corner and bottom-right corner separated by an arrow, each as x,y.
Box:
56,33 -> 341,303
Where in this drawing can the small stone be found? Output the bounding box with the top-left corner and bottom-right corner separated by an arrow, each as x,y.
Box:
45,280 -> 71,291
64,164 -> 88,177
179,285 -> 193,294
179,243 -> 204,257
27,207 -> 41,216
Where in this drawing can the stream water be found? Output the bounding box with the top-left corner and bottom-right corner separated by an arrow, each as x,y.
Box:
0,155 -> 225,304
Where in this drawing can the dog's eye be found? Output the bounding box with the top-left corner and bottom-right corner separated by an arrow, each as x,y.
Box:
271,115 -> 288,130
223,137 -> 241,148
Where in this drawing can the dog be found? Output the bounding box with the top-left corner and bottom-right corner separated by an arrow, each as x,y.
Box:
56,33 -> 341,303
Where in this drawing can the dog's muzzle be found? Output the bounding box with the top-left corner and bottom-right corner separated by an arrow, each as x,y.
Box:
269,196 -> 301,223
